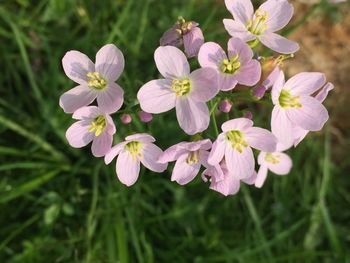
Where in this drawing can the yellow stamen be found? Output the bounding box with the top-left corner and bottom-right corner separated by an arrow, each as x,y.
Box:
225,130 -> 248,153
221,54 -> 241,74
279,89 -> 302,108
172,79 -> 191,96
265,153 -> 280,164
186,151 -> 199,165
87,71 -> 107,90
88,115 -> 107,137
247,9 -> 269,35
125,141 -> 143,160
176,16 -> 193,35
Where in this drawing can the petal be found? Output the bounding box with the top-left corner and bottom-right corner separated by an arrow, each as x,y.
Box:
154,46 -> 190,79
271,106 -> 294,147
66,120 -> 94,148
172,154 -> 201,185
62,50 -> 94,84
286,96 -> 329,131
259,32 -> 299,54
104,142 -> 128,164
183,27 -> 204,58
189,68 -> 219,102
255,165 -> 268,188
267,152 -> 292,175
221,118 -> 253,132
262,66 -> 281,90
260,0 -> 294,32
242,171 -> 257,185
210,170 -> 240,196
208,135 -> 226,165
271,70 -> 285,105
224,0 -> 254,24
158,143 -> 188,163
125,133 -> 155,143
140,143 -> 167,172
227,37 -> 253,63
91,132 -> 113,157
116,151 -> 140,186
286,72 -> 326,96
160,26 -> 182,47
198,150 -> 211,168
198,42 -> 227,69
72,106 -> 101,120
219,74 -> 239,91
244,127 -> 277,152
105,115 -> 116,135
292,126 -> 309,147
95,44 -> 125,81
315,82 -> 334,102
59,85 -> 97,113
182,139 -> 212,152
235,59 -> 261,86
176,97 -> 210,135
96,82 -> 124,114
223,19 -> 256,42
225,145 -> 255,179
137,79 -> 176,114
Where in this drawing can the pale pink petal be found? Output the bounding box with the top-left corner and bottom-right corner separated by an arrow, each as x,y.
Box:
210,172 -> 240,196
221,118 -> 253,132
286,96 -> 328,131
160,26 -> 182,47
225,145 -> 255,179
72,106 -> 101,120
137,79 -> 176,114
104,142 -> 128,164
183,27 -> 204,58
271,70 -> 285,105
286,72 -> 326,96
315,82 -> 334,102
59,85 -> 96,113
224,0 -> 254,24
91,132 -> 113,157
223,19 -> 256,42
171,154 -> 201,185
202,164 -> 224,182
96,82 -> 124,114
105,115 -> 116,135
66,120 -> 94,148
176,97 -> 209,135
157,143 -> 188,163
189,68 -> 219,102
198,42 -> 227,69
235,59 -> 261,86
227,37 -> 253,63
267,152 -> 292,175
140,143 -> 167,172
255,165 -> 268,188
293,126 -> 309,147
276,141 -> 293,152
208,135 -> 226,165
154,46 -> 190,79
244,127 -> 277,152
262,66 -> 281,89
182,139 -> 212,152
259,32 -> 299,54
95,44 -> 125,81
219,74 -> 239,91
116,151 -> 140,186
271,106 -> 294,147
125,133 -> 155,143
198,150 -> 211,168
260,0 -> 294,32
62,51 -> 94,84
242,171 -> 257,185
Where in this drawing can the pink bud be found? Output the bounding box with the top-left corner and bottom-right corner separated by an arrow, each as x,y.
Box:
252,85 -> 267,99
243,111 -> 253,120
138,111 -> 153,123
218,100 -> 232,113
121,114 -> 132,124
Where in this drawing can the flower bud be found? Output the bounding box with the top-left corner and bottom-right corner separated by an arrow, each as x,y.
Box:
252,85 -> 267,99
121,114 -> 132,124
243,111 -> 253,120
218,99 -> 232,113
138,111 -> 153,123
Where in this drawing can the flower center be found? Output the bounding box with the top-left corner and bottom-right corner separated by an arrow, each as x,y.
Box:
265,153 -> 280,164
247,9 -> 268,35
186,151 -> 199,165
220,55 -> 241,74
225,130 -> 248,153
125,141 -> 143,160
279,90 -> 302,108
175,16 -> 193,35
171,79 -> 191,96
86,72 -> 107,90
88,115 -> 107,137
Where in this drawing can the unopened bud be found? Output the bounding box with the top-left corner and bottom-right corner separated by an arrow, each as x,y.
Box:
121,114 -> 132,124
252,85 -> 267,99
138,111 -> 153,123
218,99 -> 232,113
243,111 -> 253,120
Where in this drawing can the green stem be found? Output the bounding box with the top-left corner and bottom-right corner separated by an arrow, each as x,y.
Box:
209,100 -> 219,136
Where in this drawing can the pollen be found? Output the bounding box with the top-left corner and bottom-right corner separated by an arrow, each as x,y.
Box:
221,54 -> 241,74
88,115 -> 107,137
265,153 -> 280,164
186,151 -> 199,165
175,16 -> 193,35
247,9 -> 268,35
87,71 -> 107,90
279,90 -> 302,108
125,141 -> 143,160
172,79 -> 191,96
225,130 -> 249,153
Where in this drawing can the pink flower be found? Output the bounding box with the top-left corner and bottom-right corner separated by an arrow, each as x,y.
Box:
160,17 -> 204,58
208,118 -> 277,179
198,38 -> 261,91
202,161 -> 257,196
218,99 -> 232,113
137,46 -> 219,135
66,106 -> 116,157
121,114 -> 132,124
158,139 -> 212,185
60,44 -> 124,114
223,0 -> 299,54
252,66 -> 281,99
138,111 -> 153,123
271,71 -> 329,147
292,82 -> 334,146
255,143 -> 292,188
104,134 -> 167,186
243,111 -> 253,120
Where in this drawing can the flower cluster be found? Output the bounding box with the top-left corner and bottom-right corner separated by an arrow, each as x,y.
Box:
60,0 -> 333,196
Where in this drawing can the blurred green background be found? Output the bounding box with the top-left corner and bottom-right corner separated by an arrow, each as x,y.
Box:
0,0 -> 349,262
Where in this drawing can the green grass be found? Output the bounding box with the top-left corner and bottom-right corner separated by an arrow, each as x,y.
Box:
0,0 -> 349,262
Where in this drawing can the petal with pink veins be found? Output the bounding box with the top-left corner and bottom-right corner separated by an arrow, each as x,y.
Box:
255,165 -> 268,188
158,143 -> 188,164
95,44 -> 125,81
59,85 -> 96,113
72,106 -> 101,120
271,106 -> 294,147
267,152 -> 292,175
183,27 -> 204,58
189,68 -> 219,102
315,82 -> 334,102
260,0 -> 294,32
171,154 -> 201,185
96,82 -> 124,114
259,32 -> 299,54
219,74 -> 239,91
286,72 -> 326,96
104,142 -> 128,164
271,71 -> 285,105
224,0 -> 254,25
116,151 -> 141,186
227,37 -> 253,63
210,172 -> 240,196
223,19 -> 256,42
140,143 -> 167,172
208,135 -> 226,165
244,127 -> 277,152
66,120 -> 94,148
221,118 -> 253,132
125,133 -> 155,143
235,59 -> 261,86
198,42 -> 227,69
91,132 -> 113,157
62,51 -> 95,85
225,145 -> 255,179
